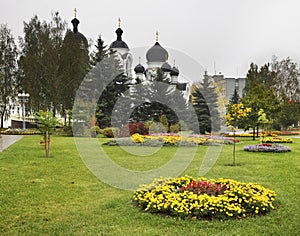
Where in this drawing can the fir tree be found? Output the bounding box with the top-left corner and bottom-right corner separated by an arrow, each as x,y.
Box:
59,28 -> 90,113
90,38 -> 130,128
229,88 -> 239,105
191,76 -> 220,134
90,35 -> 107,65
128,68 -> 183,127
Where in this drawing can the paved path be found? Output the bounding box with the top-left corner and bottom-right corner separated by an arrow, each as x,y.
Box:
0,135 -> 23,152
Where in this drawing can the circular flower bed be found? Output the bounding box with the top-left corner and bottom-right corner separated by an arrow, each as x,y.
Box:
243,144 -> 291,152
133,176 -> 276,220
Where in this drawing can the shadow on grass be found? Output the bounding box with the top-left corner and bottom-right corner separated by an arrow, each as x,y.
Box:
224,163 -> 244,167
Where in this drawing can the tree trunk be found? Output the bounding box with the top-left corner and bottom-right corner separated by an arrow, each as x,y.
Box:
252,127 -> 255,140
45,131 -> 50,158
233,129 -> 236,166
0,108 -> 6,129
0,113 -> 4,129
52,107 -> 56,117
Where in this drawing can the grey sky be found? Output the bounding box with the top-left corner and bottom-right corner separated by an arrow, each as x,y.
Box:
1,0 -> 299,77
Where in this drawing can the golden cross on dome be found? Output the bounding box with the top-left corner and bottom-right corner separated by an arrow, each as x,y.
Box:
74,8 -> 77,18
156,31 -> 159,42
118,18 -> 121,28
139,56 -> 141,64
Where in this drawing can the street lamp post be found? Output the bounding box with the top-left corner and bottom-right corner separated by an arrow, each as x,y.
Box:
18,92 -> 30,130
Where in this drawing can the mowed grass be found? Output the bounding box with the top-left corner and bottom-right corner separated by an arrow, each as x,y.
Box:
0,135 -> 299,235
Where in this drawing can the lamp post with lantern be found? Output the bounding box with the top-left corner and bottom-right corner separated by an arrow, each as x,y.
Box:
18,92 -> 30,130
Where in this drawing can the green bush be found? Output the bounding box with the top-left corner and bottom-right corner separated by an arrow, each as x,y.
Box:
159,115 -> 169,132
55,126 -> 73,136
178,120 -> 189,132
102,127 -> 119,138
170,123 -> 180,133
90,126 -> 101,138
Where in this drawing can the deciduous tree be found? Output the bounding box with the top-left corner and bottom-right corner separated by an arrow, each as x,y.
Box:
0,24 -> 19,128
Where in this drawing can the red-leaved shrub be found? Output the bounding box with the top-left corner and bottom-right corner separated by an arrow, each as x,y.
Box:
119,122 -> 148,137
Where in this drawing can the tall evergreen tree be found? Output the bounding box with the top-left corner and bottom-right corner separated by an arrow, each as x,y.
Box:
0,24 -> 19,128
243,62 -> 259,95
191,84 -> 211,134
90,35 -> 107,66
191,76 -> 220,134
229,88 -> 239,105
89,37 -> 129,128
59,27 -> 90,113
128,68 -> 184,127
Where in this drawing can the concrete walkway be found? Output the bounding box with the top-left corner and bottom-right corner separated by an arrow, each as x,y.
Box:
0,135 -> 23,152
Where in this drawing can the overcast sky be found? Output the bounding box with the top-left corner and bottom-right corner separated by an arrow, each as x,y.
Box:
1,0 -> 300,78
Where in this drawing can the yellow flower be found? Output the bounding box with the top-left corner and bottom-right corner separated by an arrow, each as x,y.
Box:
131,133 -> 145,143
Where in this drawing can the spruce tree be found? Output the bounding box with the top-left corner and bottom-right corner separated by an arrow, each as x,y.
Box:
191,76 -> 220,134
90,37 -> 130,128
128,68 -> 182,127
229,88 -> 239,105
90,35 -> 107,66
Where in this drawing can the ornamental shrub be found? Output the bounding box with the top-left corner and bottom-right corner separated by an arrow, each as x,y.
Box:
90,125 -> 101,138
170,123 -> 180,133
119,122 -> 148,137
159,115 -> 169,132
102,127 -> 119,138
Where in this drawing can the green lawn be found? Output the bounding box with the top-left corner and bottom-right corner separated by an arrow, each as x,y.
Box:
0,135 -> 299,235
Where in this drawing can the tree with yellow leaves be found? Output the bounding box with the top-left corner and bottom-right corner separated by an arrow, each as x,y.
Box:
226,103 -> 251,165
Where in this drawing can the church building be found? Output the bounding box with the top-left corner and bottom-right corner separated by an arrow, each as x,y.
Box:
107,18 -> 189,98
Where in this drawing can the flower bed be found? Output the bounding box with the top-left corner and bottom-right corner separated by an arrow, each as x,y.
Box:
243,144 -> 291,152
133,176 -> 276,220
0,128 -> 41,135
262,137 -> 293,143
271,131 -> 300,136
226,132 -> 277,138
104,133 -> 236,146
130,133 -> 236,146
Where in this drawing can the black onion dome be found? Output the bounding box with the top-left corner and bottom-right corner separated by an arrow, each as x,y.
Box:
134,64 -> 145,74
161,62 -> 172,72
170,66 -> 179,76
146,42 -> 168,63
110,27 -> 129,49
71,17 -> 88,46
72,32 -> 88,46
